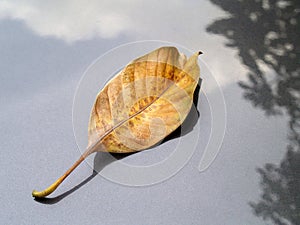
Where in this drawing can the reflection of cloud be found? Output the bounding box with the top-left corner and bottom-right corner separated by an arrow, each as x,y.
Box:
0,0 -> 134,42
0,0 -> 221,43
0,0 -> 249,90
0,0 -> 243,85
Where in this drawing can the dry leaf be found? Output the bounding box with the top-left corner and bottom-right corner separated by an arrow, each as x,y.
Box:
32,46 -> 201,198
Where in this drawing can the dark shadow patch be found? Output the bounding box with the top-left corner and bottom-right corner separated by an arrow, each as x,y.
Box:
206,1 -> 299,224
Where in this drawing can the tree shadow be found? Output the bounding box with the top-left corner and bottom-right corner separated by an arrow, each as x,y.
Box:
249,149 -> 300,224
34,79 -> 202,204
207,0 -> 299,135
206,0 -> 299,224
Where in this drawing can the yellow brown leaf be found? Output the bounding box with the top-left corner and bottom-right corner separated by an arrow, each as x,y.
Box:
32,46 -> 201,198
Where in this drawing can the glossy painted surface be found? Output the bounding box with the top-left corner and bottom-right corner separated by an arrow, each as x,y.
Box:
0,0 -> 298,224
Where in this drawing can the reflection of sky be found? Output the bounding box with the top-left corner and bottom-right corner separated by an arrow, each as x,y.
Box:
0,0 -> 222,42
0,1 -> 289,225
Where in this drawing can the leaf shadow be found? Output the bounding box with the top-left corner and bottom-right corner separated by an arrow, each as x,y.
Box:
34,152 -> 135,204
161,78 -> 202,144
34,79 -> 202,204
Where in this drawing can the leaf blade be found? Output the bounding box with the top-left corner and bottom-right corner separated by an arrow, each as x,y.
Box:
88,47 -> 200,153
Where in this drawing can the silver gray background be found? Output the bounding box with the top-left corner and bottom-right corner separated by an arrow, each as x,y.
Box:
0,0 -> 298,224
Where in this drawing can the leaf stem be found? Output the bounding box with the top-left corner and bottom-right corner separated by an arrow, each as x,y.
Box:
32,149 -> 92,198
